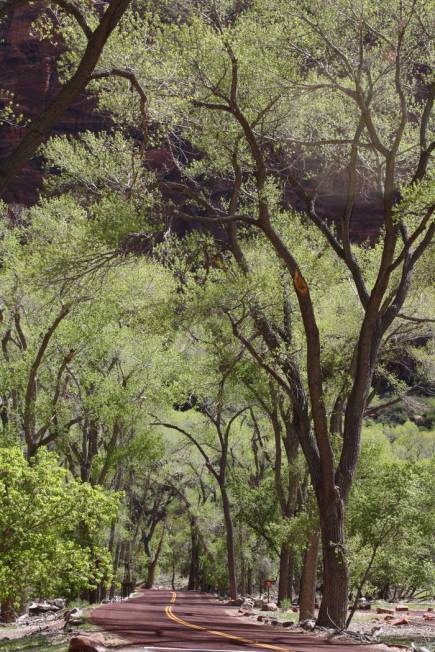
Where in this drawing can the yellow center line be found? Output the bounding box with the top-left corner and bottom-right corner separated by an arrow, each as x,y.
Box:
165,591 -> 295,652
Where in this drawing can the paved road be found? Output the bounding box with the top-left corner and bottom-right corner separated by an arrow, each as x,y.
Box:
91,589 -> 379,652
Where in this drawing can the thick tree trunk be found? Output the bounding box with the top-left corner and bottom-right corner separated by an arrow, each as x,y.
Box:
145,560 -> 157,589
221,488 -> 237,600
145,525 -> 165,589
1,598 -> 15,623
299,530 -> 319,621
278,543 -> 290,605
317,496 -> 348,629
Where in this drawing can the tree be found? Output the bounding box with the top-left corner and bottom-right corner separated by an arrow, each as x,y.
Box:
0,446 -> 120,620
347,430 -> 434,620
98,0 -> 432,627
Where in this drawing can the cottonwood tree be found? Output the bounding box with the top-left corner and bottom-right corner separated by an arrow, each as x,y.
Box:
154,368 -> 250,601
117,0 -> 433,627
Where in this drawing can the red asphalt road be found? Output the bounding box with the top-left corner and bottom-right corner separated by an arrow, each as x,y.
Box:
91,589 -> 379,652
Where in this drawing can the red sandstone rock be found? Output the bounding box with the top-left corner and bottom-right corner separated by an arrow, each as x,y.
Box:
377,607 -> 394,614
69,634 -> 106,652
392,617 -> 409,626
395,605 -> 409,612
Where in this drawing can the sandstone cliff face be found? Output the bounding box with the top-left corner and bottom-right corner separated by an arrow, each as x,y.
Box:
0,3 -> 109,205
0,4 -> 383,239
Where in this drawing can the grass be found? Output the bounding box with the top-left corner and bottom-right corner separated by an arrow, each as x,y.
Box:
0,635 -> 67,652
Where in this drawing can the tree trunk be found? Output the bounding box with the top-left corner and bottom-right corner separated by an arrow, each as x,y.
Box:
278,542 -> 290,605
110,541 -> 122,599
145,525 -> 165,589
247,566 -> 253,595
221,488 -> 237,600
1,598 -> 15,623
288,548 -> 295,602
316,497 -> 348,629
299,530 -> 319,621
188,520 -> 200,591
145,559 -> 157,589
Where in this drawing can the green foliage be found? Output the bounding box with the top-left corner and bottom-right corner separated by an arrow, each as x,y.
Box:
0,447 -> 120,607
347,431 -> 435,596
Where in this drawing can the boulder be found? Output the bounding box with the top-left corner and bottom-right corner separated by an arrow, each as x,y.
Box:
229,598 -> 244,606
270,619 -> 279,626
384,615 -> 395,621
300,619 -> 316,631
261,602 -> 278,612
241,598 -> 255,609
423,612 -> 435,621
28,602 -> 59,616
257,615 -> 264,622
395,605 -> 409,612
69,635 -> 107,652
254,599 -> 264,608
282,621 -> 294,627
49,599 -> 65,609
377,608 -> 394,614
64,608 -> 83,623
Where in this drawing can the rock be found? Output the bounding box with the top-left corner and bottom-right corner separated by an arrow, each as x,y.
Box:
427,607 -> 433,612
261,602 -> 278,612
377,607 -> 394,614
64,607 -> 84,628
423,612 -> 435,621
395,605 -> 409,612
16,614 -> 29,623
271,619 -> 279,626
241,598 -> 255,609
300,619 -> 316,631
64,608 -> 82,622
28,602 -> 59,615
384,615 -> 395,620
291,607 -> 298,612
49,599 -> 65,609
229,598 -> 244,606
257,615 -> 264,622
243,611 -> 254,617
69,635 -> 107,652
392,617 -> 409,626
282,621 -> 294,627
254,599 -> 264,608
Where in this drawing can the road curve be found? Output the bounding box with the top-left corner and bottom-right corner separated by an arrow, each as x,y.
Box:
91,589 -> 379,652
